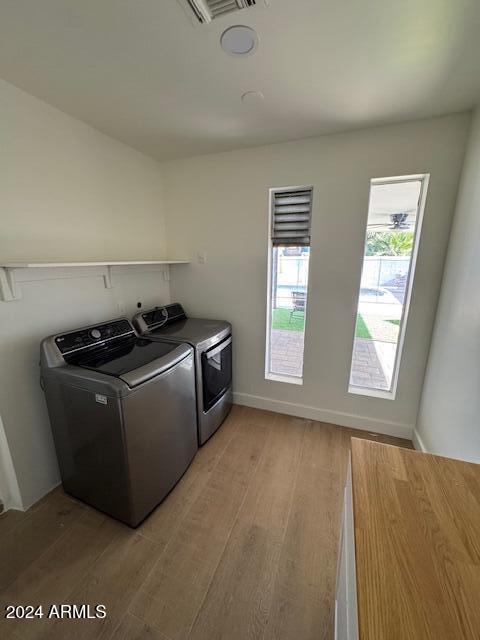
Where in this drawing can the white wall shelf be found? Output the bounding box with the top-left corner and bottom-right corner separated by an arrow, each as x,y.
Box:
0,260 -> 189,268
0,260 -> 189,301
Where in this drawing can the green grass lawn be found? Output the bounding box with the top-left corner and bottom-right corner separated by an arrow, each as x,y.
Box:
272,309 -> 399,341
273,309 -> 372,338
272,308 -> 305,331
354,313 -> 371,339
355,315 -> 401,341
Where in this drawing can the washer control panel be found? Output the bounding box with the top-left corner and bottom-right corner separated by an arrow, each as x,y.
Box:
55,319 -> 134,355
142,303 -> 186,328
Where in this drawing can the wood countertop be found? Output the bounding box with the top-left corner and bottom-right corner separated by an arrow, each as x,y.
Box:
351,438 -> 480,640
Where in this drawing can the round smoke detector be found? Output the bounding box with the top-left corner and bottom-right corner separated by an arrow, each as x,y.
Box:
220,25 -> 259,57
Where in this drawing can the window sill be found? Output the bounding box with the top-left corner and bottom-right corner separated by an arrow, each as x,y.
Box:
265,372 -> 303,386
348,385 -> 396,400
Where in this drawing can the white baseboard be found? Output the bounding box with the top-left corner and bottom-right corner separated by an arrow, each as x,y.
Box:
412,428 -> 428,452
233,392 -> 413,440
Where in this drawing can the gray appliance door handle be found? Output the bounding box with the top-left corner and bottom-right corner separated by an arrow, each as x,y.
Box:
120,344 -> 191,388
204,336 -> 232,359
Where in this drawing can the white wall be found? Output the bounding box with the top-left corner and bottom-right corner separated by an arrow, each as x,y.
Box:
0,80 -> 170,509
0,79 -> 167,262
164,114 -> 470,439
415,108 -> 480,462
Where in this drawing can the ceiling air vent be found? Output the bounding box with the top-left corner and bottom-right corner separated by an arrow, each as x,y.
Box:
181,0 -> 257,24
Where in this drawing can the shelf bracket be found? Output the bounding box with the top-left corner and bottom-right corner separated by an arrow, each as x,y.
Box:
0,268 -> 21,302
103,266 -> 114,289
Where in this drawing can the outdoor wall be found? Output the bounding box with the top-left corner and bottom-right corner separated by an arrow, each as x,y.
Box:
415,108 -> 480,462
164,114 -> 470,439
0,79 -> 170,509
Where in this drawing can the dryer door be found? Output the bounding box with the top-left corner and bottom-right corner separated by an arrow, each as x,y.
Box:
201,336 -> 232,412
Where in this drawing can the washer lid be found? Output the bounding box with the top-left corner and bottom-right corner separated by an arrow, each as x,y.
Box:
68,336 -> 187,384
150,318 -> 231,347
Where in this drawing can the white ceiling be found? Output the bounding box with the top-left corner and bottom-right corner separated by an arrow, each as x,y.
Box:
0,0 -> 479,161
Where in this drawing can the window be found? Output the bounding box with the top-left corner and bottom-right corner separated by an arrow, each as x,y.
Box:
265,186 -> 313,384
349,174 -> 429,398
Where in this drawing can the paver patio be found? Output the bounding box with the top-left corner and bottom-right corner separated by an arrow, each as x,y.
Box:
349,338 -> 394,390
270,329 -> 305,377
270,330 -> 394,390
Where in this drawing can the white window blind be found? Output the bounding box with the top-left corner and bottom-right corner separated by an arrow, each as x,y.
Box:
206,0 -> 256,19
271,187 -> 313,247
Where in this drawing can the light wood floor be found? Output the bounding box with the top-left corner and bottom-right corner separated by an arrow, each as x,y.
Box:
0,405 -> 413,640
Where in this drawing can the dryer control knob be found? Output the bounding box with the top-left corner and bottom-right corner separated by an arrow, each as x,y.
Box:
90,329 -> 101,340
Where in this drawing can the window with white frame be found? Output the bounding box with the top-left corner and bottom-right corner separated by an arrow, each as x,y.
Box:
349,174 -> 429,398
265,186 -> 313,384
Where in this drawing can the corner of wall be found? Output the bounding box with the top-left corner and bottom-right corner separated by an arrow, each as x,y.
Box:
414,106 -> 480,462
412,428 -> 428,453
0,414 -> 23,512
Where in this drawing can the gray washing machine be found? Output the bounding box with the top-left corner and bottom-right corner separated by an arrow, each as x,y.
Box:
40,318 -> 198,527
133,304 -> 232,445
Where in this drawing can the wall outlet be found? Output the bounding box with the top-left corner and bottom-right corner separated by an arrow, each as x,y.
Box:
116,301 -> 126,315
198,251 -> 207,264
